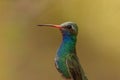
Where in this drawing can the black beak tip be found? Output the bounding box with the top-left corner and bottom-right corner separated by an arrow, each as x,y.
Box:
37,24 -> 43,26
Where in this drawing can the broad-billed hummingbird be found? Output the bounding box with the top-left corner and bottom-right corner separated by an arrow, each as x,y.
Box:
37,22 -> 88,80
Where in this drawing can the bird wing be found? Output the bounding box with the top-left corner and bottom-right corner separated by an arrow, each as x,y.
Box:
66,54 -> 88,80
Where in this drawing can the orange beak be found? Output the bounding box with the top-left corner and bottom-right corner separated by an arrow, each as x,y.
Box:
37,24 -> 62,29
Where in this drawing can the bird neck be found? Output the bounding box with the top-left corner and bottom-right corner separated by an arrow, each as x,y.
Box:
57,35 -> 77,56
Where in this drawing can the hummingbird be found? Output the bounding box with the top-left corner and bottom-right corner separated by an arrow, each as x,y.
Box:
37,22 -> 88,80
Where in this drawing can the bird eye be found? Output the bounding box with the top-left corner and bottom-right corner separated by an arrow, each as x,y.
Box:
67,25 -> 72,29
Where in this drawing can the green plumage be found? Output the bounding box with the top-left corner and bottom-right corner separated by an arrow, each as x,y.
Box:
55,22 -> 88,80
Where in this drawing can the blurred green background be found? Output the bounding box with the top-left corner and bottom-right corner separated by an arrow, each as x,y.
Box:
0,0 -> 120,80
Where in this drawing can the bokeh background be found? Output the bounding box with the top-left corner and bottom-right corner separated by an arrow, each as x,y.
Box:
0,0 -> 120,80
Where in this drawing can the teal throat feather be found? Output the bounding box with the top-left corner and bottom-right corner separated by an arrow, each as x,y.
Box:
55,33 -> 77,78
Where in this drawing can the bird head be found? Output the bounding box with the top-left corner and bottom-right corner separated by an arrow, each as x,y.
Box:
37,22 -> 78,37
